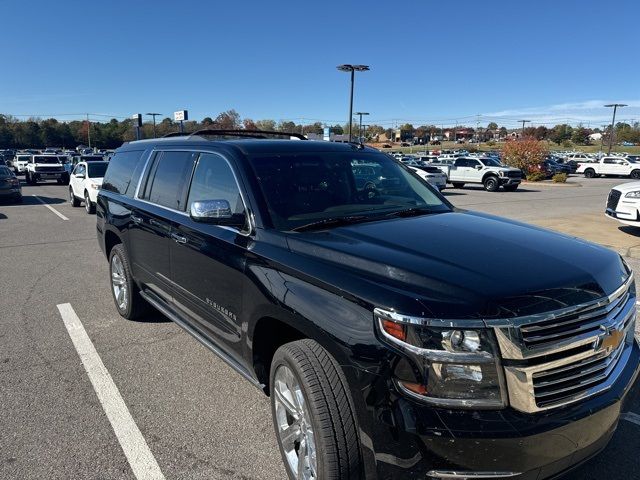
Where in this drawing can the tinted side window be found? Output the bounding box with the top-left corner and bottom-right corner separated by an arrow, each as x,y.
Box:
102,150 -> 145,196
186,153 -> 245,215
146,151 -> 196,210
454,158 -> 468,167
467,159 -> 480,168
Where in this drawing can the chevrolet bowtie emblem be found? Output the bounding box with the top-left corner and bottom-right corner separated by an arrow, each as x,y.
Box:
594,325 -> 624,353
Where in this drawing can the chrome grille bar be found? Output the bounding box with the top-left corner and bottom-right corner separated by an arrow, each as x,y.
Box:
496,274 -> 636,413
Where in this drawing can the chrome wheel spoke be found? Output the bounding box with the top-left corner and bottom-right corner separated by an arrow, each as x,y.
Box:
280,421 -> 301,450
274,365 -> 317,480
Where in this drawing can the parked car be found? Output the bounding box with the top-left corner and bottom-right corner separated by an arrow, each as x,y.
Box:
605,181 -> 640,226
577,157 -> 640,179
69,161 -> 108,214
409,165 -> 447,190
97,132 -> 640,480
445,156 -> 523,191
25,155 -> 70,185
0,165 -> 22,203
12,154 -> 31,174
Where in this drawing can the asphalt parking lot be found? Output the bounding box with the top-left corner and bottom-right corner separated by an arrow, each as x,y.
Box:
1,177 -> 639,480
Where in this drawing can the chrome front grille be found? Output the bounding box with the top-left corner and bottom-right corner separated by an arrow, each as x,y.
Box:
532,339 -> 626,409
491,274 -> 636,413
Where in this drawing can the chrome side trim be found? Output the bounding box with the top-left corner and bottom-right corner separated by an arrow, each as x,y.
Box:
427,470 -> 520,479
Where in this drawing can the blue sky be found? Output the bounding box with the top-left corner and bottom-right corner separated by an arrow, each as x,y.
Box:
1,0 -> 639,128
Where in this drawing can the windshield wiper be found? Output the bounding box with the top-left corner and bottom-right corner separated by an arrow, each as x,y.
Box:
291,215 -> 370,232
383,206 -> 437,218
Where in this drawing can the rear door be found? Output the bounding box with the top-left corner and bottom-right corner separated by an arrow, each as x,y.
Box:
128,150 -> 197,304
169,152 -> 249,363
70,163 -> 85,196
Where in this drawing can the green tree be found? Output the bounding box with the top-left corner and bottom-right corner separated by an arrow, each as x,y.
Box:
487,122 -> 498,130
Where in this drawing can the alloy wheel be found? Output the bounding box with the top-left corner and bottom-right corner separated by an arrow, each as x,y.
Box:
273,365 -> 317,480
111,254 -> 128,310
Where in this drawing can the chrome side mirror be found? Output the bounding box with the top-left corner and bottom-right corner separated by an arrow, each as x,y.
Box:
190,199 -> 246,228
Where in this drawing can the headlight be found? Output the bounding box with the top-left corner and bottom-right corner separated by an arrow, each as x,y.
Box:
375,308 -> 506,408
625,190 -> 640,198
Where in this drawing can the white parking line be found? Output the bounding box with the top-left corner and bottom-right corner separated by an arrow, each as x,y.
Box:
621,412 -> 640,427
56,303 -> 165,480
33,195 -> 69,220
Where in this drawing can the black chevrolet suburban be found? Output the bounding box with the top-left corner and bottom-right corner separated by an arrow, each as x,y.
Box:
96,131 -> 640,480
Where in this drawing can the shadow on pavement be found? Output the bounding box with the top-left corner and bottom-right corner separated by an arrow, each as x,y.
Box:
0,213 -> 7,220
26,195 -> 66,205
618,226 -> 640,237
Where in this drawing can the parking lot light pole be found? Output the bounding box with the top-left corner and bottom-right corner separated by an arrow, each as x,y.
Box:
604,104 -> 627,154
146,113 -> 161,138
519,120 -> 530,137
337,64 -> 370,142
355,112 -> 369,142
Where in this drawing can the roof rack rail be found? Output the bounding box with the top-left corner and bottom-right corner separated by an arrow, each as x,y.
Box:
162,132 -> 188,138
189,129 -> 308,140
161,129 -> 307,140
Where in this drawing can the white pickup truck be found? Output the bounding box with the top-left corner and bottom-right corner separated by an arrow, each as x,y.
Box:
577,157 -> 640,179
435,156 -> 523,192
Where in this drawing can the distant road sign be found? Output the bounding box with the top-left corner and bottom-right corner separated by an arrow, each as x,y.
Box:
174,110 -> 188,122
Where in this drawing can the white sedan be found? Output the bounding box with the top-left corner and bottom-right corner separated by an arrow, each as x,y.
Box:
410,165 -> 447,191
69,161 -> 108,214
605,181 -> 640,226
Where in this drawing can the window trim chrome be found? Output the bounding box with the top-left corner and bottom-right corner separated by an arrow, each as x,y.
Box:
133,147 -> 254,236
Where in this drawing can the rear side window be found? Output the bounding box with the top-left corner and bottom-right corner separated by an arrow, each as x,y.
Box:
145,151 -> 196,210
102,150 -> 145,196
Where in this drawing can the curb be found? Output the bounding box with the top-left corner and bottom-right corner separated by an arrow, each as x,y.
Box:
521,181 -> 581,188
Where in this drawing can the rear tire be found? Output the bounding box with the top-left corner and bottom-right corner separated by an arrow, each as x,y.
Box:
631,170 -> 640,179
584,168 -> 596,178
270,339 -> 361,480
483,175 -> 499,192
109,244 -> 150,320
452,182 -> 465,188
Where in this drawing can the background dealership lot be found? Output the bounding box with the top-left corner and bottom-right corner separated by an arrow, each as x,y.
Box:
0,177 -> 639,480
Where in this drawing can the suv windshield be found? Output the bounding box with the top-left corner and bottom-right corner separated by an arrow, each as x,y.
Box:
481,158 -> 503,167
87,162 -> 108,177
248,151 -> 450,231
34,156 -> 61,164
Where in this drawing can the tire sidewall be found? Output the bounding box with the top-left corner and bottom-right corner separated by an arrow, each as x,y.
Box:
632,170 -> 640,179
585,169 -> 595,178
270,349 -> 329,480
484,176 -> 499,191
109,245 -> 134,318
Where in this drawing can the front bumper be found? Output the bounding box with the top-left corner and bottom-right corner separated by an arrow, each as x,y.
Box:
606,200 -> 640,226
358,339 -> 640,480
499,177 -> 522,186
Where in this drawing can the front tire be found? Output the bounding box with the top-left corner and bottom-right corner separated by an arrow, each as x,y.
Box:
84,191 -> 95,214
109,244 -> 150,320
270,339 -> 361,480
631,170 -> 640,179
69,188 -> 80,207
584,168 -> 596,178
483,175 -> 499,192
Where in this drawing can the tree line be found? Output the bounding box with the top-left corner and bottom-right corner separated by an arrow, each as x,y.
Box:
1,110 -> 639,149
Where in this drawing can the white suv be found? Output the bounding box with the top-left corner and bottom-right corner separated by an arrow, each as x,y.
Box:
12,154 -> 30,174
605,182 -> 640,226
69,161 -> 108,214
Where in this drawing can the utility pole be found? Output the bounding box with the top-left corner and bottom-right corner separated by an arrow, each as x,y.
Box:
355,112 -> 369,142
604,104 -> 627,154
600,124 -> 607,152
146,113 -> 161,138
86,113 -> 91,149
519,120 -> 530,137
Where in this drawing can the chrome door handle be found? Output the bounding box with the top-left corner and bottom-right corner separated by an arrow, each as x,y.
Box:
130,214 -> 143,224
171,233 -> 187,244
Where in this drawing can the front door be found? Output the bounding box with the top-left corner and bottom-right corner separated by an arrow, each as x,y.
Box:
170,152 -> 248,363
128,150 -> 197,304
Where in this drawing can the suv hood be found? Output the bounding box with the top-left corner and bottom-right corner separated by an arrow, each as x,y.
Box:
611,181 -> 640,195
286,211 -> 627,318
